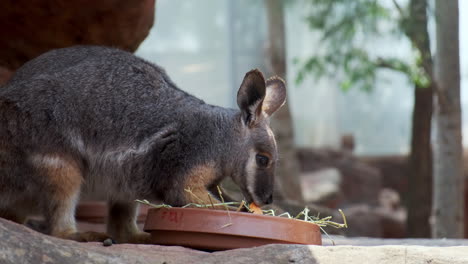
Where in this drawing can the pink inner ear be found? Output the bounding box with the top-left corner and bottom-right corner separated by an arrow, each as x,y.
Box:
263,77 -> 286,116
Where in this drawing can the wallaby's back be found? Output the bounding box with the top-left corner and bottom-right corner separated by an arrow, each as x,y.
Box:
4,46 -> 205,145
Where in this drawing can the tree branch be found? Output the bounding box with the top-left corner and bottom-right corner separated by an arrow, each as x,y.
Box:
391,0 -> 404,16
374,57 -> 409,75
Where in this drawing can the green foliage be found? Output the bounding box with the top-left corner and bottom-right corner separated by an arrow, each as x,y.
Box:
295,0 -> 430,91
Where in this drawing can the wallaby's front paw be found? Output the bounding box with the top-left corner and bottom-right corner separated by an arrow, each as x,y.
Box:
58,231 -> 114,243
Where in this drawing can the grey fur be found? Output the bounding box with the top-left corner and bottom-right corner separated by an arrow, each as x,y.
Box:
0,46 -> 286,241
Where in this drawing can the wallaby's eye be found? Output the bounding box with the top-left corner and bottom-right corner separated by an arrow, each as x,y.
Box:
256,154 -> 269,168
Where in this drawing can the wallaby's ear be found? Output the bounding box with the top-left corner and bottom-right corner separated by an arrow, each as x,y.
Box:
237,69 -> 266,126
262,76 -> 286,117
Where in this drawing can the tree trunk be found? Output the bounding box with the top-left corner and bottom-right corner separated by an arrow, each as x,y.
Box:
407,84 -> 433,237
264,0 -> 303,203
404,0 -> 434,238
432,0 -> 464,238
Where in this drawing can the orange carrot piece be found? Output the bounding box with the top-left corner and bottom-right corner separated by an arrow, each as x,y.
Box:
249,203 -> 263,215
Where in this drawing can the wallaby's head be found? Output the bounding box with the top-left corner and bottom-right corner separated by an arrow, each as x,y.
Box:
231,69 -> 286,206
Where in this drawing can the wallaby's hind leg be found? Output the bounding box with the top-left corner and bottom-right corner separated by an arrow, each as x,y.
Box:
0,143 -> 33,225
33,153 -> 111,242
107,201 -> 151,244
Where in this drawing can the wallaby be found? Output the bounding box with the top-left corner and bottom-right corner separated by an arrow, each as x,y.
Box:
0,45 -> 286,244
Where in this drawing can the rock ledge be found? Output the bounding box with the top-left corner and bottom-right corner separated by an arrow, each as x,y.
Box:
1,218 -> 467,264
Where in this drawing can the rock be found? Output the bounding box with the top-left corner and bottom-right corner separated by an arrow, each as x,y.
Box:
297,148 -> 347,172
337,159 -> 382,206
0,217 -> 203,263
272,192 -> 405,238
1,218 -> 468,264
338,189 -> 406,238
377,189 -> 407,238
300,168 -> 342,205
379,188 -> 402,211
210,244 -> 468,264
324,235 -> 468,246
298,148 -> 382,206
267,200 -> 345,236
0,0 -> 155,70
360,155 -> 409,195
297,148 -> 407,238
359,154 -> 468,238
102,238 -> 113,247
341,204 -> 382,237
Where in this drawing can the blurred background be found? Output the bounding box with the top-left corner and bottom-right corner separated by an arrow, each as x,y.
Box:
137,0 -> 467,155
136,0 -> 467,239
0,0 -> 466,240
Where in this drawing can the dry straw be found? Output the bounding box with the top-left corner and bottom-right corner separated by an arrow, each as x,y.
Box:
136,187 -> 348,243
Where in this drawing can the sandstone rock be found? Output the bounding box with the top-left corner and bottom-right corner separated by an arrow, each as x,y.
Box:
325,235 -> 468,246
1,218 -> 468,264
297,148 -> 347,172
337,159 -> 382,206
359,154 -> 468,238
210,244 -> 468,264
360,154 -> 409,194
0,0 -> 155,70
271,188 -> 406,238
377,189 -> 407,238
298,148 -> 382,206
300,168 -> 342,205
341,204 -> 383,237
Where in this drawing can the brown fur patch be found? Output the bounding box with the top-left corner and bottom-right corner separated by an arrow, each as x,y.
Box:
31,154 -> 84,237
32,154 -> 83,200
183,163 -> 221,205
